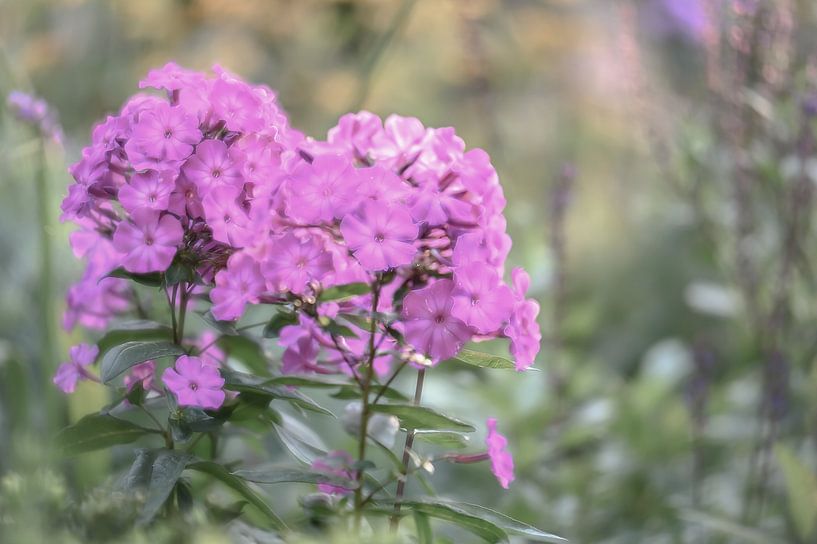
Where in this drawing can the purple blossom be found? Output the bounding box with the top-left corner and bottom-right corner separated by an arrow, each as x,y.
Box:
286,154 -> 357,223
402,280 -> 472,363
486,418 -> 514,489
126,102 -> 201,162
310,451 -> 356,495
451,263 -> 514,333
340,201 -> 418,271
210,252 -> 265,321
202,185 -> 250,247
112,210 -> 183,273
163,355 -> 225,409
263,233 -> 332,294
183,139 -> 243,195
505,268 -> 541,371
118,170 -> 175,213
53,343 -> 99,393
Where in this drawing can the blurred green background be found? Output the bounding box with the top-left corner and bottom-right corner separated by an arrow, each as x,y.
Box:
2,0 -> 817,542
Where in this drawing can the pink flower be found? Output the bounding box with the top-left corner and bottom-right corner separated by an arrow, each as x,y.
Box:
210,77 -> 263,133
286,154 -> 357,223
183,139 -> 243,195
118,170 -> 175,213
163,355 -> 225,409
202,185 -> 250,246
505,268 -> 541,371
263,233 -> 332,294
124,361 -> 156,392
126,102 -> 201,162
139,62 -> 203,93
310,451 -> 356,495
210,252 -> 265,321
112,210 -> 183,273
340,201 -> 417,271
401,280 -> 472,362
451,263 -> 513,333
53,343 -> 98,393
486,418 -> 514,489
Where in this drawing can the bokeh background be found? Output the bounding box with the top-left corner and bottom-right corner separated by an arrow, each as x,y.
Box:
2,0 -> 817,542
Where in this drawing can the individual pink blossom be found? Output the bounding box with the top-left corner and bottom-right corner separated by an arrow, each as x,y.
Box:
310,451 -> 356,495
401,279 -> 472,362
112,210 -> 183,273
183,139 -> 243,195
124,361 -> 156,392
209,76 -> 263,133
117,170 -> 175,213
202,185 -> 250,247
505,268 -> 541,371
126,102 -> 201,162
282,336 -> 322,374
340,201 -> 417,271
286,154 -> 357,223
53,343 -> 99,393
486,418 -> 514,489
139,62 -> 203,93
162,355 -> 225,409
210,252 -> 265,321
451,263 -> 514,333
263,233 -> 332,293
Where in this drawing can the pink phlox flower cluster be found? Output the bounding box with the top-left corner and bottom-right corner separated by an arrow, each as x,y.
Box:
60,64 -> 541,391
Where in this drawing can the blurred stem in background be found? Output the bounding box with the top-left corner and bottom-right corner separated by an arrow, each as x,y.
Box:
351,0 -> 416,111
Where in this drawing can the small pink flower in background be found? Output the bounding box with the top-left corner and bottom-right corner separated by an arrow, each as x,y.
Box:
263,233 -> 332,294
112,209 -> 183,273
486,418 -> 514,489
6,90 -> 63,143
117,170 -> 174,213
311,450 -> 356,495
163,355 -> 225,409
451,263 -> 514,334
183,139 -> 243,195
340,200 -> 417,271
53,343 -> 99,394
126,101 -> 201,162
124,361 -> 156,392
210,252 -> 265,321
196,331 -> 225,367
286,154 -> 357,223
505,268 -> 541,371
402,279 -> 472,363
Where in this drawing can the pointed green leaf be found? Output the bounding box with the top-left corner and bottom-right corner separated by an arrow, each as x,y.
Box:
448,349 -> 516,370
233,465 -> 358,489
388,500 -> 508,543
138,450 -> 193,524
413,430 -> 470,449
101,341 -> 185,384
414,511 -> 434,544
370,404 -> 475,432
188,460 -> 287,530
217,335 -> 269,375
56,413 -> 159,456
443,501 -> 567,542
95,321 -> 172,359
263,311 -> 299,338
198,310 -> 239,336
320,282 -> 370,302
104,267 -> 163,287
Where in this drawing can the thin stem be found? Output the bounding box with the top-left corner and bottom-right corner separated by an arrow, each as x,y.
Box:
353,279 -> 382,531
390,368 -> 426,532
372,358 -> 410,405
177,282 -> 189,344
167,284 -> 179,344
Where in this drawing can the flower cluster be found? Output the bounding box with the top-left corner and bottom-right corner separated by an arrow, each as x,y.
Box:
58,63 -> 542,491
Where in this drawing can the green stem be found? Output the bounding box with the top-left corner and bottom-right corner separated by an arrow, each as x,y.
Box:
390,368 -> 425,532
353,279 -> 382,532
177,282 -> 189,344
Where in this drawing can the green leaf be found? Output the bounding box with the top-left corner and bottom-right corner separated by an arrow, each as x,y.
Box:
272,422 -> 327,465
447,349 -> 516,370
443,501 -> 567,542
187,460 -> 287,530
263,311 -> 299,338
217,335 -> 269,375
223,370 -> 332,416
138,450 -> 194,524
775,444 -> 817,540
370,404 -> 475,432
100,341 -> 185,384
198,311 -> 239,336
164,260 -> 196,286
95,321 -> 172,360
319,318 -> 358,338
104,267 -> 163,287
413,430 -> 470,449
333,383 -> 408,401
233,465 -> 358,489
414,511 -> 434,544
388,500 -> 508,543
56,413 -> 159,456
319,282 -> 370,302
121,449 -> 156,491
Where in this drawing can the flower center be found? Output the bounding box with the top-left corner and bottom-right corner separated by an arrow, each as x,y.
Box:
374,233 -> 385,243
148,193 -> 157,203
434,314 -> 445,324
212,168 -> 222,179
164,129 -> 173,139
223,214 -> 231,224
189,382 -> 198,391
144,236 -> 154,246
470,295 -> 480,306
296,258 -> 307,269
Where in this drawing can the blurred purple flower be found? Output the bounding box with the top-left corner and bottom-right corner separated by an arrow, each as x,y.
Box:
6,90 -> 63,143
